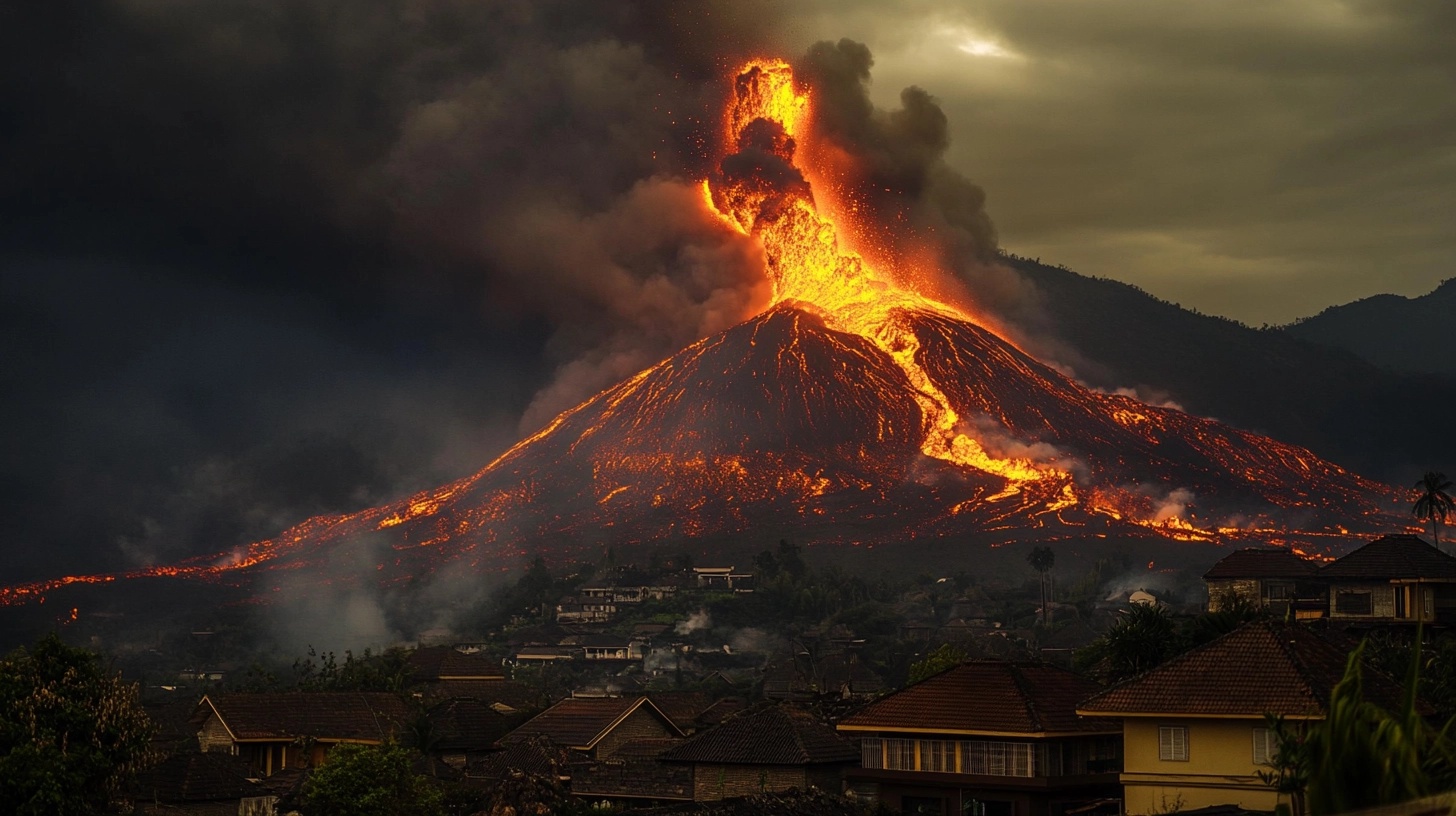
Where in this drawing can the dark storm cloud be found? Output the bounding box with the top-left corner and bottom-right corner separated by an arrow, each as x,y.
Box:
778,0 -> 1456,323
0,0 -> 803,581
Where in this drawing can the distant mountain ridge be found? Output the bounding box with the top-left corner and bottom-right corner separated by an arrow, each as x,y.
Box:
1284,278 -> 1456,377
1000,256 -> 1456,484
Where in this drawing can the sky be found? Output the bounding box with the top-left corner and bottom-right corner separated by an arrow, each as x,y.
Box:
2,0 -> 1452,583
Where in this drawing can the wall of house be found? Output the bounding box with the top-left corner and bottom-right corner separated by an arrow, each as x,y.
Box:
691,764 -> 808,802
1328,584 -> 1397,620
594,707 -> 674,758
197,712 -> 235,753
1120,718 -> 1282,815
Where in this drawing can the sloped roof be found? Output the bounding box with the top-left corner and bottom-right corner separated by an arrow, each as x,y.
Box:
407,646 -> 504,681
648,691 -> 716,731
201,692 -> 411,742
132,752 -> 265,803
426,697 -> 513,752
414,679 -> 538,711
1203,548 -> 1320,580
839,661 -> 1114,736
1079,621 -> 1409,718
504,696 -> 682,749
662,705 -> 857,766
1320,535 -> 1456,581
470,736 -> 572,779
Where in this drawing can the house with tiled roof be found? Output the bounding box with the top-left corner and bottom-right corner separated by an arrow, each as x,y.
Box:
194,692 -> 411,777
131,752 -> 274,816
407,645 -> 505,682
662,704 -> 858,802
1078,621 -> 1411,815
502,695 -> 683,759
1319,534 -> 1456,624
1202,548 -> 1324,617
837,661 -> 1121,816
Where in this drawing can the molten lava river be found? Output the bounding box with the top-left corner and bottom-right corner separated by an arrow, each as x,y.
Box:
0,61 -> 1413,609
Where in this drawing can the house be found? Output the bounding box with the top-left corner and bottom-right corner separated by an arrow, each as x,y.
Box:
407,645 -> 506,683
1077,621 -> 1410,815
661,704 -> 858,802
1202,548 -> 1324,617
693,566 -> 754,591
131,752 -> 275,816
762,649 -> 886,701
555,596 -> 618,623
570,738 -> 695,806
1320,534 -> 1456,624
193,692 -> 411,776
503,695 -> 684,759
837,661 -> 1122,816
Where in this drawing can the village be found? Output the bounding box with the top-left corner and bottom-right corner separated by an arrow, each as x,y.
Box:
87,532 -> 1456,816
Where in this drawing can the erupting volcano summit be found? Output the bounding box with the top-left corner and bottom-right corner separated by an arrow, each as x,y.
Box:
0,61 -> 1409,608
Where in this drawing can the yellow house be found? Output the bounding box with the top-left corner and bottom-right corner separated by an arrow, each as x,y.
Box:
1077,621 -> 1407,816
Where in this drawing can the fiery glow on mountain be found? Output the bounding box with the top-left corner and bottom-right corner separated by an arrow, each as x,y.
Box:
0,59 -> 1414,610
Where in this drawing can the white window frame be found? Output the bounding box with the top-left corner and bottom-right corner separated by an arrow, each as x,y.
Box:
1159,726 -> 1189,762
1252,727 -> 1278,766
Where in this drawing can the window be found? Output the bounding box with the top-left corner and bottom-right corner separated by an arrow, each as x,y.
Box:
884,739 -> 916,771
920,740 -> 954,772
861,738 -> 885,769
1159,726 -> 1189,761
1265,583 -> 1292,601
1252,728 -> 1278,766
1335,590 -> 1374,616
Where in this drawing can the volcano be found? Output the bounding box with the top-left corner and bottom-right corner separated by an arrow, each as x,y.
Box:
0,60 -> 1410,609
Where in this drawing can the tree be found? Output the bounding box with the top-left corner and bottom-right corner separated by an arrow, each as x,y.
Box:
1413,471 -> 1455,551
1026,546 -> 1055,625
908,643 -> 969,684
1080,603 -> 1180,683
300,742 -> 443,816
0,634 -> 155,816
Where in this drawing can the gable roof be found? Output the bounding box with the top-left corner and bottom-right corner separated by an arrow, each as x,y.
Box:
1079,621 -> 1409,718
1320,534 -> 1456,581
200,692 -> 411,742
839,661 -> 1114,736
503,696 -> 682,750
1203,548 -> 1320,580
662,705 -> 857,766
407,646 -> 505,681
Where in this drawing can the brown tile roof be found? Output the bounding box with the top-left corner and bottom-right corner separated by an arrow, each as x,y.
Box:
131,752 -> 266,803
469,736 -> 573,780
839,661 -> 1115,736
648,691 -> 715,731
407,646 -> 505,681
413,679 -> 538,711
1079,621 -> 1409,718
201,692 -> 411,742
504,696 -> 681,750
426,698 -> 514,753
696,696 -> 748,726
1203,548 -> 1320,580
662,705 -> 858,766
1320,534 -> 1456,581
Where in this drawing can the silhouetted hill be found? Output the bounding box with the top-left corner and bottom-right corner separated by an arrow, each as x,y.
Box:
1284,278 -> 1456,377
1002,256 -> 1456,484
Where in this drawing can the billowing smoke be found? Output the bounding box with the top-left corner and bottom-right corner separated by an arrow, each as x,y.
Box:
676,608 -> 712,635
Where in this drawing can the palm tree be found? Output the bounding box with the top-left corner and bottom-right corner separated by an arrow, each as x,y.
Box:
1027,546 -> 1055,625
1413,472 -> 1455,551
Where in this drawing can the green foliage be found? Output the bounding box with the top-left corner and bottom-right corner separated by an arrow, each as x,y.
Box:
300,742 -> 443,816
0,634 -> 155,816
1077,603 -> 1180,682
908,643 -> 969,684
1260,638 -> 1456,816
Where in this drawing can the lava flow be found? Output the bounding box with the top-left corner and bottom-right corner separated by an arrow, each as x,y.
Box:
0,60 -> 1413,609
